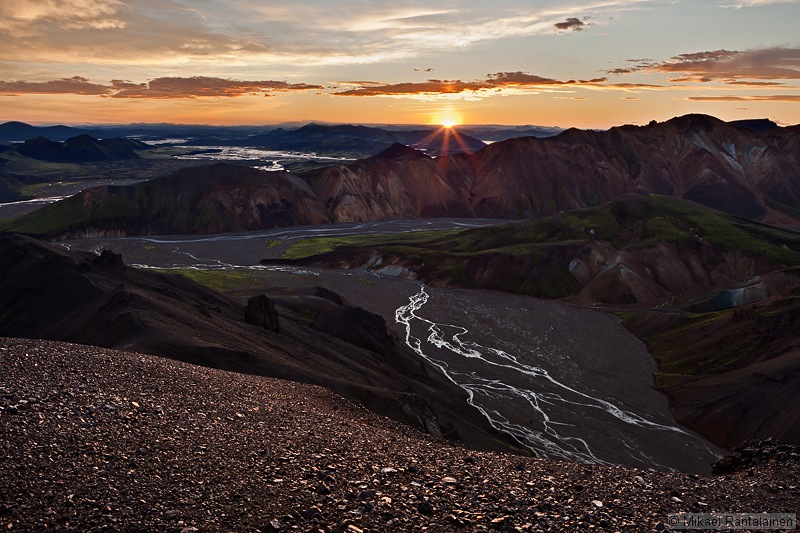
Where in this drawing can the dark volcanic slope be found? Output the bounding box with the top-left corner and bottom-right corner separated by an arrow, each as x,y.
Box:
625,291 -> 800,449
2,338 -> 798,531
0,233 -> 513,455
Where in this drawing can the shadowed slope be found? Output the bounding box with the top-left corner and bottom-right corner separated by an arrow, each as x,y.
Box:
0,233 -> 516,454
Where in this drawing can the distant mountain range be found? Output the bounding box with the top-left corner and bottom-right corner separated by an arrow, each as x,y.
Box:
0,120 -> 561,158
5,113 -> 798,237
0,121 -> 88,142
240,123 -> 487,156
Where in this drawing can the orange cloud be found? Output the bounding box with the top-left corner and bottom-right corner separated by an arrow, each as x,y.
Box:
617,47 -> 800,82
334,79 -> 490,96
108,77 -> 323,99
0,76 -> 111,95
0,0 -> 126,35
686,95 -> 800,102
0,76 -> 323,99
333,72 -> 662,97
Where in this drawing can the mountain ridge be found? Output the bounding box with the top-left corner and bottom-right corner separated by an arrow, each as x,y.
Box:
5,113 -> 799,238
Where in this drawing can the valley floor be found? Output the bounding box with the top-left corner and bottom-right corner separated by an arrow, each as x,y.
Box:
56,220 -> 721,471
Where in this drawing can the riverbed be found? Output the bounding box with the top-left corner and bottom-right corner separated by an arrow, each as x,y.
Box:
57,220 -> 723,471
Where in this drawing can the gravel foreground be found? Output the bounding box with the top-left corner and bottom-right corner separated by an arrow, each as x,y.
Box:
1,338 -> 798,532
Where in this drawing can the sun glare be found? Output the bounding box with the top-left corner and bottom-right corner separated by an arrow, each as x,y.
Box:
431,109 -> 463,128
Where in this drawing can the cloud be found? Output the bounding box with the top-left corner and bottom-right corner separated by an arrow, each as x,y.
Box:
618,47 -> 800,81
720,0 -> 800,8
0,0 -> 126,35
333,72 -> 663,98
333,79 -> 490,97
108,77 -> 323,98
0,76 -> 322,99
554,17 -> 590,32
686,94 -> 800,102
0,1 -> 659,70
725,80 -> 787,86
486,72 -> 565,85
0,76 -> 111,95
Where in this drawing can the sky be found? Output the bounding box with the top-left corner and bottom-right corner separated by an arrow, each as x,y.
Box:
1,0 -> 799,128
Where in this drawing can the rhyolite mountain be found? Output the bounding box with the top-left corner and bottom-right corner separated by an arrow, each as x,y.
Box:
0,232 -> 519,456
4,113 -> 800,238
307,113 -> 800,226
267,193 -> 800,449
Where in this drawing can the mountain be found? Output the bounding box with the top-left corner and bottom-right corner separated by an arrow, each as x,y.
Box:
370,142 -> 430,161
14,134 -> 149,163
265,193 -> 800,449
458,124 -> 564,141
727,118 -> 779,132
0,233 -> 516,455
308,113 -> 800,226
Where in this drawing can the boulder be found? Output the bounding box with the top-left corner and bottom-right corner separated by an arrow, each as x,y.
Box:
245,294 -> 280,332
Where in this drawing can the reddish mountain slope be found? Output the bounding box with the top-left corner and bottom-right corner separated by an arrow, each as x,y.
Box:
312,114 -> 800,225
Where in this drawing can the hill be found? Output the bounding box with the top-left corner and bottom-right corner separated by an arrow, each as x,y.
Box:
3,337 -> 797,530
243,123 -> 486,157
0,121 -> 87,142
0,171 -> 41,203
13,134 -> 149,163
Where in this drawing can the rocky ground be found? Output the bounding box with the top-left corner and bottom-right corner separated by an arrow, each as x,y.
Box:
1,338 -> 798,532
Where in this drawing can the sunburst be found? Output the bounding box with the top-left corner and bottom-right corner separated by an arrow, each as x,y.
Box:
431,109 -> 463,128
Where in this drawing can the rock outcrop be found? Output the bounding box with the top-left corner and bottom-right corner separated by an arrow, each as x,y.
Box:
244,294 -> 280,332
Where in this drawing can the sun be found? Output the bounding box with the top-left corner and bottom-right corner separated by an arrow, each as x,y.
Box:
431,109 -> 463,129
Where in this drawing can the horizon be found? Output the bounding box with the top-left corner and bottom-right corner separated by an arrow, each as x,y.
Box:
1,113 -> 787,132
1,1 -> 799,128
